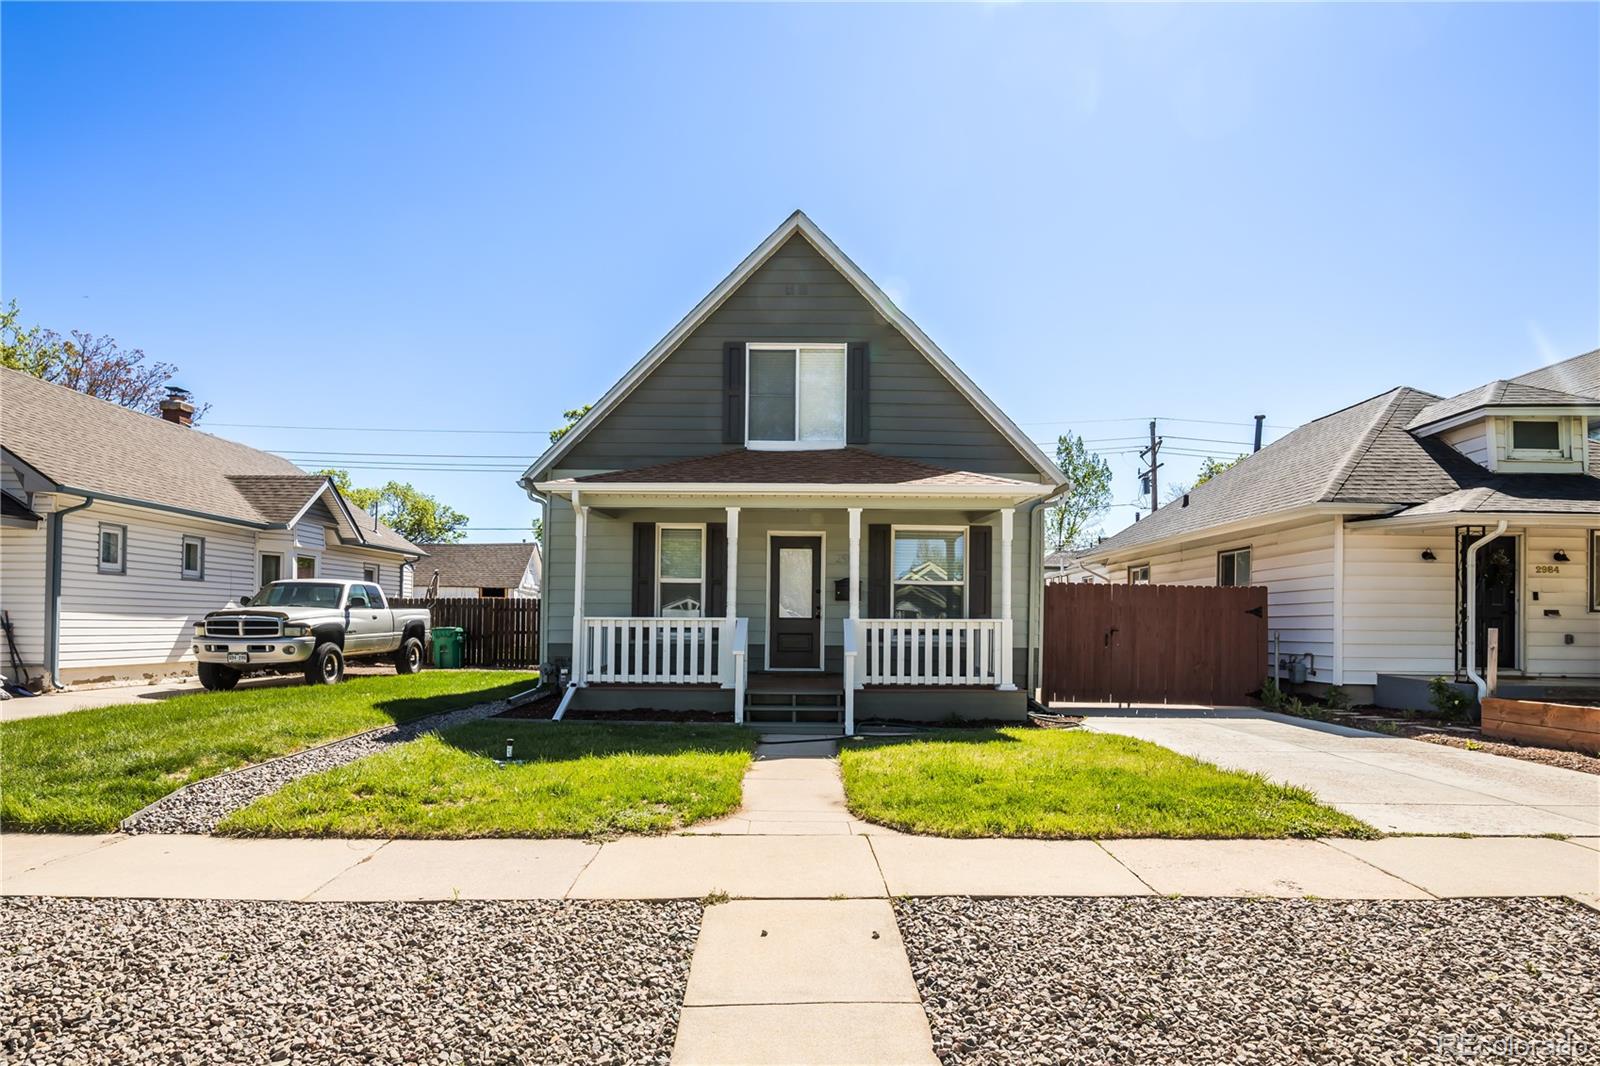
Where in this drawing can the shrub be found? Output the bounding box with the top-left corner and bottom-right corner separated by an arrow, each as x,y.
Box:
1428,676 -> 1474,720
1324,686 -> 1352,711
1260,677 -> 1286,710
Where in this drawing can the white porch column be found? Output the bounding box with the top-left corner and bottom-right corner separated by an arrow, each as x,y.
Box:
999,506 -> 1016,690
722,506 -> 740,689
571,491 -> 589,686
847,507 -> 863,706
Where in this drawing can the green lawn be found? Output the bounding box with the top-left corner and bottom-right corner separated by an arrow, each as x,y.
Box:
0,671 -> 537,833
218,722 -> 757,839
839,728 -> 1374,839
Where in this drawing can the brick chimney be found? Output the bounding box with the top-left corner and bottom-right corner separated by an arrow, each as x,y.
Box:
159,386 -> 195,427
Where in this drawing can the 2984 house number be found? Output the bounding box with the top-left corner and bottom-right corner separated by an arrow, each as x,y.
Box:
1533,564 -> 1561,574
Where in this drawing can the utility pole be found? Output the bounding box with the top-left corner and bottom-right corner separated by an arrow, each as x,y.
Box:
1138,419 -> 1162,513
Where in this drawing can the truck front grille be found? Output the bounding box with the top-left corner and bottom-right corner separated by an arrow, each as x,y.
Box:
206,616 -> 281,638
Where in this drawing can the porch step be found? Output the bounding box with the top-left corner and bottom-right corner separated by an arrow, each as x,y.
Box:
744,675 -> 845,725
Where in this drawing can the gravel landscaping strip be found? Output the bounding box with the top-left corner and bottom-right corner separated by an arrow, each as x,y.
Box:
121,696 -> 517,835
896,896 -> 1599,1065
1,895 -> 699,1065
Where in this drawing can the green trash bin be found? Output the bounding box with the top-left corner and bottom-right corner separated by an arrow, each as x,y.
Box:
431,627 -> 464,669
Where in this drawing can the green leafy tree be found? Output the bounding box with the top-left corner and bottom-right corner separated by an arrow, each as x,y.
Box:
549,404 -> 593,444
1047,432 -> 1113,552
1194,454 -> 1245,486
318,469 -> 468,544
2,300 -> 202,417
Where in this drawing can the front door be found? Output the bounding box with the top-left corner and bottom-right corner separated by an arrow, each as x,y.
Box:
769,535 -> 822,669
1474,536 -> 1518,669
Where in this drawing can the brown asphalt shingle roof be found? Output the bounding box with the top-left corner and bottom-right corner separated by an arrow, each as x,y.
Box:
413,543 -> 540,592
555,448 -> 1037,488
1405,379 -> 1596,430
2,368 -> 420,555
1510,348 -> 1600,400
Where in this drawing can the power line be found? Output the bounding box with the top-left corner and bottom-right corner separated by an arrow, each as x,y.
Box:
210,422 -> 546,435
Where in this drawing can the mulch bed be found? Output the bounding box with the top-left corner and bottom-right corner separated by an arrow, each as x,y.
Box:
495,695 -> 733,723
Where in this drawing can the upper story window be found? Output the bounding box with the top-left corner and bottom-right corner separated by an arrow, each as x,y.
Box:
1128,564 -> 1151,585
658,524 -> 705,617
1507,418 -> 1565,458
893,527 -> 966,619
1217,547 -> 1251,587
747,343 -> 846,449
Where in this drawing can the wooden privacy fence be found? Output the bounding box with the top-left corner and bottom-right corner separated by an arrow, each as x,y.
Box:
394,597 -> 540,669
1042,583 -> 1267,706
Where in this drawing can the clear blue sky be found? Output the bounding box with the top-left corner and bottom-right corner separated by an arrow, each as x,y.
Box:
5,2 -> 1596,541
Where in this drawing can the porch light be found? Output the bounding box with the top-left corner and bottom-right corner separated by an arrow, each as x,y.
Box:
1553,550 -> 1570,562
1420,549 -> 1436,561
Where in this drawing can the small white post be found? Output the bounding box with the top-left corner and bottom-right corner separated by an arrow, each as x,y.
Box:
848,507 -> 863,691
999,507 -> 1016,690
1486,628 -> 1499,697
571,491 -> 589,687
722,506 -> 740,688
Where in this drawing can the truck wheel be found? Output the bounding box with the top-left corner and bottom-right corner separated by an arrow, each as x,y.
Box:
306,643 -> 345,686
393,636 -> 424,675
198,662 -> 240,692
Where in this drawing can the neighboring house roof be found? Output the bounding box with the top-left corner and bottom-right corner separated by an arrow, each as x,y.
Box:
1085,352 -> 1600,560
520,210 -> 1066,486
547,448 -> 1038,489
1509,348 -> 1600,400
413,542 -> 540,593
1405,379 -> 1596,431
0,368 -> 421,556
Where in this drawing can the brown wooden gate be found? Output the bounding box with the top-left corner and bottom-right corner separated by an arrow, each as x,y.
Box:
393,597 -> 540,668
1042,583 -> 1267,706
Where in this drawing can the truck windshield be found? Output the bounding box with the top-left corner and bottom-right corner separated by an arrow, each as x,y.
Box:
253,582 -> 344,607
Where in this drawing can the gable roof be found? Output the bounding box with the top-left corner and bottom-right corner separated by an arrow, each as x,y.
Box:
1406,378 -> 1597,431
414,542 -> 540,592
519,211 -> 1064,486
1,368 -> 421,556
543,447 -> 1039,490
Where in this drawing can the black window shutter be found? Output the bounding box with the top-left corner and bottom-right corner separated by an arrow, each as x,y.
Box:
969,525 -> 993,619
706,523 -> 727,617
847,342 -> 869,444
722,342 -> 746,444
867,524 -> 891,618
631,523 -> 656,616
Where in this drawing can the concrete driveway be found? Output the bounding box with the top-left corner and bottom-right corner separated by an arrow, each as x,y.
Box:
0,666 -> 396,722
1082,710 -> 1600,835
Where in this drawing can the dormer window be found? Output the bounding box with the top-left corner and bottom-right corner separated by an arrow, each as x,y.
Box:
746,343 -> 846,449
1507,418 -> 1566,459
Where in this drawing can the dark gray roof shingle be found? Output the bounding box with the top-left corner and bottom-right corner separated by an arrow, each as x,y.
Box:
1406,379 -> 1596,430
413,543 -> 540,592
1510,349 -> 1600,400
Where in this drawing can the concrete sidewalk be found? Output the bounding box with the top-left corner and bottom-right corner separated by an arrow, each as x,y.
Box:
4,832 -> 1595,903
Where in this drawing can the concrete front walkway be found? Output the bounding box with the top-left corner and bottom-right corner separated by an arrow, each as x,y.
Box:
683,732 -> 892,837
1083,709 -> 1600,835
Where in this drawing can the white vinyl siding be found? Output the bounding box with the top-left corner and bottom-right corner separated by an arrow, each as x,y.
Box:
57,500 -> 257,670
1441,421 -> 1491,468
0,514 -> 49,670
1523,527 -> 1599,676
1340,527 -> 1457,685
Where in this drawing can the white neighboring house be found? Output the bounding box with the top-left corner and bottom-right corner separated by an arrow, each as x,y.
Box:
1043,548 -> 1115,584
1077,350 -> 1600,710
413,542 -> 541,599
0,369 -> 424,688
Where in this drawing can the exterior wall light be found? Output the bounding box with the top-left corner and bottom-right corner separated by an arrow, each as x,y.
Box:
1553,550 -> 1570,562
1420,549 -> 1437,561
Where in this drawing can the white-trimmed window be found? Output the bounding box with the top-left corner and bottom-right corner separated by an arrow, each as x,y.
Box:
1217,547 -> 1251,587
1128,564 -> 1151,585
747,342 -> 846,449
98,524 -> 127,574
295,554 -> 318,578
1507,418 -> 1566,459
181,535 -> 205,580
657,524 -> 705,617
892,527 -> 966,619
362,563 -> 379,584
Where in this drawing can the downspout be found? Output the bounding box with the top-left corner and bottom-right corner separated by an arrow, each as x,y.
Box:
1463,519 -> 1508,704
1025,481 -> 1071,698
46,496 -> 95,689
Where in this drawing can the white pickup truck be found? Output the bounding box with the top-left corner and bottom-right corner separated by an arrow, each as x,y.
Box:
193,580 -> 431,690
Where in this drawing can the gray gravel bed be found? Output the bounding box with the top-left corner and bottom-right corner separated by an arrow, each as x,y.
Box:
122,697 -> 513,835
896,896 -> 1599,1065
2,895 -> 699,1065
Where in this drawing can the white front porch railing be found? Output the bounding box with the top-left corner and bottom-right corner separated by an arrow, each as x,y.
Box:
582,617 -> 725,685
858,618 -> 1010,687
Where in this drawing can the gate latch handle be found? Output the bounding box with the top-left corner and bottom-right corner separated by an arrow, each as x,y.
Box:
1104,627 -> 1118,647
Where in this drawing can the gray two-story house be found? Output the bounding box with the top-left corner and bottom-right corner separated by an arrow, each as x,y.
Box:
520,212 -> 1065,730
